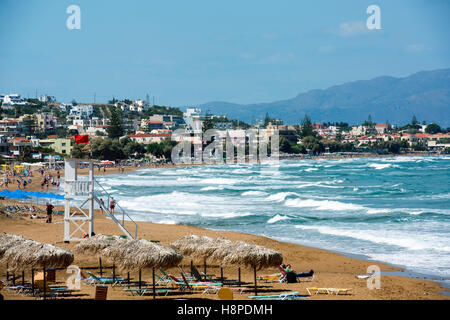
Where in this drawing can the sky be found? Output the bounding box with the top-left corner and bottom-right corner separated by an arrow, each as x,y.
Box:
1,0 -> 449,108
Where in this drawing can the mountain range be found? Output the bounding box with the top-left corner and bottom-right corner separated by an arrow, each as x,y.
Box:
197,68 -> 450,127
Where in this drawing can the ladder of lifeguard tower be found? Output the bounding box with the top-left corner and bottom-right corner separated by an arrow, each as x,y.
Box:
64,159 -> 137,242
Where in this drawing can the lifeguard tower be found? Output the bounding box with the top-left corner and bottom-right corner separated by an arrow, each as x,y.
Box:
63,158 -> 137,242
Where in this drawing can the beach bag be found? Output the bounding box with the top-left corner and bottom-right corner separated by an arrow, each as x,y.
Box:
286,271 -> 297,283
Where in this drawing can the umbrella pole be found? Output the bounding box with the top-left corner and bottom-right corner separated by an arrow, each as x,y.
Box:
139,269 -> 142,290
31,269 -> 34,293
12,272 -> 15,286
238,267 -> 241,286
99,257 -> 103,276
253,265 -> 257,296
43,266 -> 47,300
152,267 -> 156,300
22,271 -> 25,286
220,266 -> 223,282
6,263 -> 9,282
204,257 -> 207,275
127,272 -> 130,288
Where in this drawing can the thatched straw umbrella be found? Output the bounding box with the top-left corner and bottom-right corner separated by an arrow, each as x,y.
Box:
170,235 -> 231,276
74,234 -> 126,279
102,239 -> 183,299
1,237 -> 74,299
0,233 -> 27,284
210,241 -> 283,295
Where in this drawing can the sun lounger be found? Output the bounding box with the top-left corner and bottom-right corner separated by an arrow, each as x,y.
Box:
257,274 -> 281,282
306,287 -> 353,295
85,270 -> 126,286
248,291 -> 305,300
154,273 -> 172,286
159,267 -> 194,282
124,288 -> 173,296
201,284 -> 248,295
168,274 -> 219,292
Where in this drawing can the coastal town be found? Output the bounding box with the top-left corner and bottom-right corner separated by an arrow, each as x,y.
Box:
0,93 -> 449,165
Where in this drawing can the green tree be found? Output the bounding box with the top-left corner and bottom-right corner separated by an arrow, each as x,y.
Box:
300,114 -> 315,138
411,115 -> 418,127
71,143 -> 89,158
91,138 -> 125,160
279,136 -> 292,153
425,123 -> 441,134
107,106 -> 125,139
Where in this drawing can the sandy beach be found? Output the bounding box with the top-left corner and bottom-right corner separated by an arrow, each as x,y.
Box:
0,159 -> 448,300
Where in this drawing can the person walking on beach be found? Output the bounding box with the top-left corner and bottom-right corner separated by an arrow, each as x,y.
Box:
99,198 -> 105,214
46,202 -> 54,223
109,198 -> 115,213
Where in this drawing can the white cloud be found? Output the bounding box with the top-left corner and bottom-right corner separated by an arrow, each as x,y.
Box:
261,32 -> 279,40
318,45 -> 336,53
328,21 -> 381,37
405,44 -> 429,53
253,53 -> 295,65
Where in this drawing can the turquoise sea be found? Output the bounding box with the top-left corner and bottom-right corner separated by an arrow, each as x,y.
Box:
94,156 -> 450,280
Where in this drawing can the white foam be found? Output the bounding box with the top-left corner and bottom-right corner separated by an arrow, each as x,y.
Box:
368,163 -> 391,170
201,186 -> 225,191
241,191 -> 266,197
295,225 -> 449,251
266,192 -> 298,202
267,214 -> 290,224
304,168 -> 319,172
285,199 -> 365,211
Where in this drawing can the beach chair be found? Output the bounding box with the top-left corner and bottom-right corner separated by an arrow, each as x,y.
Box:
306,287 -> 353,295
124,288 -> 173,296
248,291 -> 306,300
190,265 -> 216,281
257,273 -> 281,283
33,280 -> 75,299
159,267 -> 193,282
201,284 -> 248,295
154,273 -> 172,286
168,274 -> 217,292
85,270 -> 126,286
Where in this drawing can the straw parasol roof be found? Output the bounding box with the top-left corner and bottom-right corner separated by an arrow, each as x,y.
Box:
170,234 -> 214,257
0,233 -> 27,259
74,234 -> 127,256
210,241 -> 283,270
170,234 -> 233,260
1,237 -> 74,272
102,239 -> 183,271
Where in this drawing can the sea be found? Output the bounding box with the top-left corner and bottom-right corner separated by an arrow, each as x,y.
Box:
93,155 -> 450,282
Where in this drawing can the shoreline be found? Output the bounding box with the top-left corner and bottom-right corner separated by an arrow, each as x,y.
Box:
0,212 -> 448,300
1,153 -> 448,299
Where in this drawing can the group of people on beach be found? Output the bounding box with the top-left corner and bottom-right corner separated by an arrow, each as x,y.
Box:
40,169 -> 60,189
1,169 -> 33,190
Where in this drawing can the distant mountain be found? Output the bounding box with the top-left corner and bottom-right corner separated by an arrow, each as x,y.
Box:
198,69 -> 450,126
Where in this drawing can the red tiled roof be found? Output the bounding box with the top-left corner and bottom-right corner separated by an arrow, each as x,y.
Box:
128,134 -> 171,138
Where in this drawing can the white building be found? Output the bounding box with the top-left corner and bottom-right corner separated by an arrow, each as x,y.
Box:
39,95 -> 56,103
69,104 -> 94,119
1,94 -> 27,106
183,108 -> 202,132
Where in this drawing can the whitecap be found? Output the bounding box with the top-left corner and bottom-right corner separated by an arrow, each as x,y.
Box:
267,214 -> 290,224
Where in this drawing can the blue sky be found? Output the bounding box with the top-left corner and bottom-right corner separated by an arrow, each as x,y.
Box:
1,0 -> 449,107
